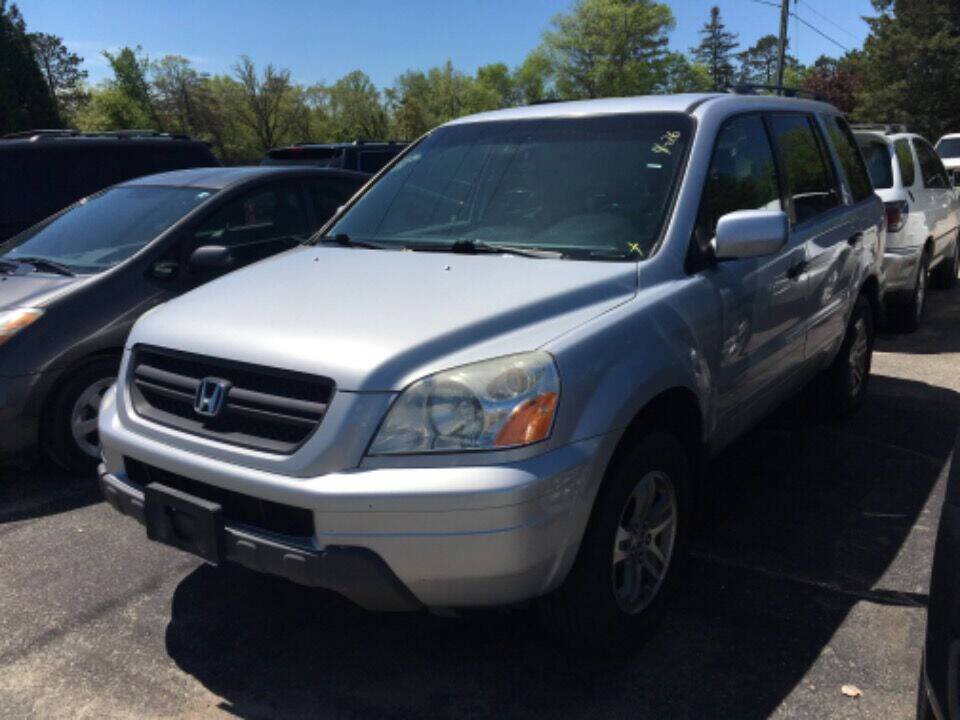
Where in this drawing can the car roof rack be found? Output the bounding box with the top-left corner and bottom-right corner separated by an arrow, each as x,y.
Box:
849,123 -> 909,135
290,139 -> 404,148
726,83 -> 826,102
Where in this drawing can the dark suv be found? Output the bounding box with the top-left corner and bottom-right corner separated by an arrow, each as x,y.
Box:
260,140 -> 406,174
0,130 -> 220,241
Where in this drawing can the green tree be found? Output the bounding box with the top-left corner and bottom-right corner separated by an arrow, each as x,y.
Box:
0,1 -> 59,133
855,0 -> 960,138
28,32 -> 87,120
661,54 -> 713,93
387,60 -> 499,139
320,70 -> 390,141
538,0 -> 676,98
232,55 -> 309,153
102,45 -> 159,128
476,62 -> 517,107
736,35 -> 799,85
512,47 -> 556,104
691,6 -> 738,90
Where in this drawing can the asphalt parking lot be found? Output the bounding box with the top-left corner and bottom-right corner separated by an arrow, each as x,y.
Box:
1,289 -> 957,720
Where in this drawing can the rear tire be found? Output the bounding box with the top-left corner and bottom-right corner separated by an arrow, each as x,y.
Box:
543,432 -> 691,656
900,252 -> 930,332
45,357 -> 118,474
931,235 -> 959,290
817,294 -> 874,419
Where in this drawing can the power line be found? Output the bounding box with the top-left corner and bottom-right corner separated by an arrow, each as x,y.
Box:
747,0 -> 850,54
799,1 -> 862,41
790,12 -> 850,52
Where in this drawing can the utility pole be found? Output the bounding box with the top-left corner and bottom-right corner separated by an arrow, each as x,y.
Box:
775,0 -> 789,89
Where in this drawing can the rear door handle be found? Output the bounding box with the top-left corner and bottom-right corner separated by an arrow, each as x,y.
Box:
848,231 -> 863,246
786,260 -> 807,280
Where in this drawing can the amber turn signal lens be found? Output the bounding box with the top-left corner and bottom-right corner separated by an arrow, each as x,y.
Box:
494,392 -> 558,447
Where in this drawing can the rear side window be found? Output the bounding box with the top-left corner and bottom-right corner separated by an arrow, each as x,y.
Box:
895,140 -> 916,186
824,116 -> 874,201
857,138 -> 893,189
915,139 -> 950,189
767,114 -> 841,224
698,113 -> 781,238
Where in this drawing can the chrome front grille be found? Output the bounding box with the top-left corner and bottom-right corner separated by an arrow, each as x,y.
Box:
129,345 -> 334,454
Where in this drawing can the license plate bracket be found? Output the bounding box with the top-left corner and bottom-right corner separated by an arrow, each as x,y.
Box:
144,482 -> 224,564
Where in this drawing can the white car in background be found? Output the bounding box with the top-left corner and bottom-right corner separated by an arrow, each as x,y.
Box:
855,125 -> 960,330
935,132 -> 960,186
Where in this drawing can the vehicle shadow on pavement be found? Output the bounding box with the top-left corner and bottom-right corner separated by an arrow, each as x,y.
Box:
877,284 -> 960,354
0,457 -> 100,524
163,372 -> 957,719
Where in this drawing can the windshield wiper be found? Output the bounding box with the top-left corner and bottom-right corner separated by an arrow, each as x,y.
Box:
4,256 -> 76,276
311,233 -> 400,251
445,239 -> 565,259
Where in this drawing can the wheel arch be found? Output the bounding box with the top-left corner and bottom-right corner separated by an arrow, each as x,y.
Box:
39,349 -> 124,451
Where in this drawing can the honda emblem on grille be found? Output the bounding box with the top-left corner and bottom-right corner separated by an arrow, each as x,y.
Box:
194,377 -> 230,418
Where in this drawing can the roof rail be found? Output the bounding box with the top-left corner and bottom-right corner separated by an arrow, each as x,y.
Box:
1,129 -> 200,142
2,129 -> 81,140
849,123 -> 909,135
726,83 -> 826,102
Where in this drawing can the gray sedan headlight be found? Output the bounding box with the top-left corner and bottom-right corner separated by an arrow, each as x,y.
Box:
368,352 -> 560,455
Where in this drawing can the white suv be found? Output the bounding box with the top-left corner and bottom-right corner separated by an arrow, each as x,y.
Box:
935,133 -> 960,186
855,126 -> 960,330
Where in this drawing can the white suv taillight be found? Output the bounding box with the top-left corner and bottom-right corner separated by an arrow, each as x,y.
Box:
885,200 -> 909,233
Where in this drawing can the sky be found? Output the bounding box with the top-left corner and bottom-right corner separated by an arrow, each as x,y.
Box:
16,0 -> 877,90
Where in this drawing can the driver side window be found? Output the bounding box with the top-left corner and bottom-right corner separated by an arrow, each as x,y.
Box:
692,114 -> 782,263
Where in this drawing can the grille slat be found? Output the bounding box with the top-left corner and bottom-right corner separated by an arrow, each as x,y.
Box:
129,345 -> 334,454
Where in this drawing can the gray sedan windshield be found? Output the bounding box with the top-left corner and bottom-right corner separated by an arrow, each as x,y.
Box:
2,186 -> 215,273
329,113 -> 692,260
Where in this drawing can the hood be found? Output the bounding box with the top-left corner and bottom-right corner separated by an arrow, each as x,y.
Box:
129,246 -> 638,391
0,272 -> 80,311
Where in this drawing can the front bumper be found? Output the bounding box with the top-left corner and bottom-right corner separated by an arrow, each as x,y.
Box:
882,245 -> 922,298
99,389 -> 609,608
99,466 -> 423,611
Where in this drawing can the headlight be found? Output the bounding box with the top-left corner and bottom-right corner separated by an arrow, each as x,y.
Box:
368,352 -> 560,455
0,308 -> 43,346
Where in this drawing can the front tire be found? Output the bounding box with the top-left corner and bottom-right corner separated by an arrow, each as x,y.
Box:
544,432 -> 691,655
45,358 -> 118,473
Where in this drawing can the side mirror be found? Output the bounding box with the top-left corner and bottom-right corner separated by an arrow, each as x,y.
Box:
712,210 -> 789,260
189,245 -> 234,270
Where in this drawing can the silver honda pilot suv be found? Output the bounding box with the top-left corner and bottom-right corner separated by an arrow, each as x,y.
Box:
98,92 -> 884,650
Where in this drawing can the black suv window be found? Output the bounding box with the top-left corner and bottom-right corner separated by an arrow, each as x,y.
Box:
915,139 -> 950,189
768,114 -> 841,224
306,176 -> 365,224
698,113 -> 781,239
358,150 -> 398,174
193,181 -> 310,265
895,140 -> 916,187
857,138 -> 893,189
825,116 -> 873,201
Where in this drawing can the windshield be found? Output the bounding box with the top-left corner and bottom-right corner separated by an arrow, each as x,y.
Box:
1,186 -> 215,273
936,138 -> 960,159
327,113 -> 692,260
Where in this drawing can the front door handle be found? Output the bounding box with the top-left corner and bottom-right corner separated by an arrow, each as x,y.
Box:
786,260 -> 807,280
848,231 -> 863,246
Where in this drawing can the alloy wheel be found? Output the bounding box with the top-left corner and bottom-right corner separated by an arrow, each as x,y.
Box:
611,470 -> 678,614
